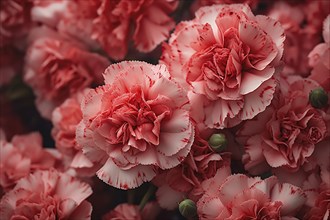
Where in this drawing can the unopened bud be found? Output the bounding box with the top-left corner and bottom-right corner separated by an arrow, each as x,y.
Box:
208,133 -> 227,153
309,88 -> 328,109
179,199 -> 197,219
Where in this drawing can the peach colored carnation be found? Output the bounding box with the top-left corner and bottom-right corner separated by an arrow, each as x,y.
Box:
0,132 -> 58,191
76,61 -> 194,189
0,169 -> 92,220
24,27 -> 110,119
161,4 -> 284,129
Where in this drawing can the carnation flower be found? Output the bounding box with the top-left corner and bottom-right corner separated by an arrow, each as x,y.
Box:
54,0 -> 178,60
197,174 -> 306,220
0,132 -> 58,191
24,27 -> 110,118
0,169 -> 93,220
240,79 -> 327,173
76,61 -> 194,189
161,4 -> 285,129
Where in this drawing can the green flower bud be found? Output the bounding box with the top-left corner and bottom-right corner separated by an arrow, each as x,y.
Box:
208,133 -> 227,153
309,88 -> 328,109
179,199 -> 197,219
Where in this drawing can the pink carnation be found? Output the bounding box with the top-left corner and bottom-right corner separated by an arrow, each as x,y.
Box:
0,132 -> 58,191
24,27 -> 110,119
0,169 -> 93,220
56,0 -> 178,60
241,79 -> 327,174
76,61 -> 194,189
51,90 -> 97,177
197,174 -> 306,219
161,4 -> 284,129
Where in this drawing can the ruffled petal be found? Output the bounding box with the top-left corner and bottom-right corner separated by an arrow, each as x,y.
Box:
56,173 -> 93,205
218,174 -> 260,207
240,67 -> 275,95
157,112 -> 192,156
96,158 -> 157,189
255,15 -> 285,65
197,196 -> 229,220
156,123 -> 194,169
239,78 -> 276,120
133,5 -> 175,52
243,135 -> 270,175
239,20 -> 277,70
204,99 -> 244,129
270,183 -> 306,216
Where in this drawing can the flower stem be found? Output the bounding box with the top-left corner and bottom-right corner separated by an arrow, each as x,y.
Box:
139,184 -> 156,211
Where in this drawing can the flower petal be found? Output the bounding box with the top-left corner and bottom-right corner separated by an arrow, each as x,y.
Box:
218,174 -> 260,207
239,78 -> 276,120
240,67 -> 275,95
96,158 -> 157,189
270,183 -> 306,216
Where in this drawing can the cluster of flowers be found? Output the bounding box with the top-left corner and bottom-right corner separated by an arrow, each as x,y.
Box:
0,0 -> 329,219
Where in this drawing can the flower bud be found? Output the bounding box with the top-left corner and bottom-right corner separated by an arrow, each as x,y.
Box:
208,133 -> 227,153
179,199 -> 197,219
309,88 -> 328,109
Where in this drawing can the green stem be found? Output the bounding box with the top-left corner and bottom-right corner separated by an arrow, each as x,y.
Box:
139,184 -> 156,211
